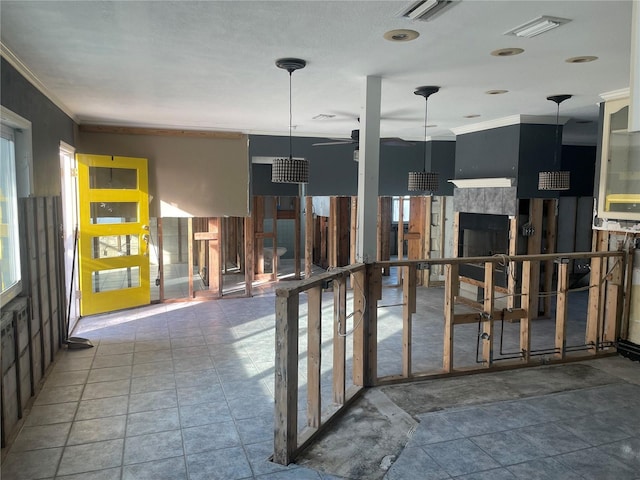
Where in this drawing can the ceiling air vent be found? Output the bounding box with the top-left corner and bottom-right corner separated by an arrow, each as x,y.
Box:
397,0 -> 457,22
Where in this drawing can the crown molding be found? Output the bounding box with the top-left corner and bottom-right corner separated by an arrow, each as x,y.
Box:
599,88 -> 630,102
1,42 -> 77,122
451,114 -> 569,135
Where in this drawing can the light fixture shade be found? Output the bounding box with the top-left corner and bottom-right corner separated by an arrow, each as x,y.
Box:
271,158 -> 309,184
408,171 -> 439,192
538,171 -> 570,191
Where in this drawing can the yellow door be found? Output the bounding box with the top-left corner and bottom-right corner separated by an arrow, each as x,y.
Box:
77,154 -> 150,316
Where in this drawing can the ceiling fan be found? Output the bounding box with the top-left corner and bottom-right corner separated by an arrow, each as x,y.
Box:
312,129 -> 414,147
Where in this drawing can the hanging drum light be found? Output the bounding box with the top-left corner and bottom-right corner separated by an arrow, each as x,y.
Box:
538,94 -> 572,191
272,58 -> 309,184
408,86 -> 440,192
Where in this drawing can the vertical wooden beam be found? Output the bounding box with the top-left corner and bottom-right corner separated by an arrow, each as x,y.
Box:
443,263 -> 458,373
272,197 -> 278,281
307,286 -> 322,428
254,196 -> 265,275
604,256 -> 623,345
338,197 -> 350,267
350,196 -> 358,266
158,218 -> 165,301
329,197 -> 338,268
352,269 -> 367,386
305,196 -> 314,279
377,197 -> 392,275
520,260 -> 532,362
587,230 -> 608,350
452,211 -> 460,258
543,199 -> 558,316
208,217 -> 221,297
555,260 -> 569,360
527,199 -> 544,318
402,265 -> 417,378
482,262 -> 494,366
397,196 -> 404,286
423,196 -> 432,287
273,293 -> 299,466
333,276 -> 347,404
507,214 -> 519,310
187,217 -> 194,298
294,196 -> 301,279
244,215 -> 253,297
438,196 -> 446,278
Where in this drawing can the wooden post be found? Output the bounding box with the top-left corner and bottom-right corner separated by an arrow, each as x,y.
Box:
397,196 -> 404,286
443,263 -> 458,372
254,196 -> 265,275
273,293 -> 299,465
604,256 -> 623,345
244,215 -> 253,297
188,217 -> 194,298
555,260 -> 569,360
586,230 -> 608,350
350,196 -> 358,267
482,262 -> 494,366
507,214 -> 518,310
377,197 -> 392,275
305,196 -> 313,279
352,268 -> 367,386
527,199 -> 544,317
438,196 -> 446,278
542,200 -> 558,316
333,276 -> 347,404
307,286 -> 322,428
402,265 -> 417,378
294,196 -> 301,280
520,260 -> 532,362
423,196 -> 432,286
329,197 -> 337,268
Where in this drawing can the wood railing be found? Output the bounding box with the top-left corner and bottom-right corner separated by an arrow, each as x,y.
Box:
273,250 -> 628,465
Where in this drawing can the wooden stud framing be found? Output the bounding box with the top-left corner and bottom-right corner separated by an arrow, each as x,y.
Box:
586,230 -> 608,349
443,263 -> 458,372
402,265 -> 417,378
273,293 -> 300,465
423,196 -> 432,287
272,197 -> 278,281
208,217 -> 221,296
397,196 -> 404,286
438,196 -> 446,279
333,277 -> 347,405
507,215 -> 519,310
244,215 -> 253,297
329,197 -> 337,268
188,218 -> 194,298
542,200 -> 558,316
526,199 -> 544,318
254,196 -> 265,275
555,260 -> 569,360
294,196 -> 301,280
520,260 -> 532,362
377,197 -> 392,275
604,256 -> 623,345
306,286 -> 322,428
305,196 -> 314,279
352,268 -> 368,386
482,262 -> 494,366
350,196 -> 358,266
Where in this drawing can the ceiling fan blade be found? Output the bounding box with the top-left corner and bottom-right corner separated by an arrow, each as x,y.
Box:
381,137 -> 415,147
312,139 -> 357,146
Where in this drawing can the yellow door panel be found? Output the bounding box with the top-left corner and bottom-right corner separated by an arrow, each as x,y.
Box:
77,154 -> 150,316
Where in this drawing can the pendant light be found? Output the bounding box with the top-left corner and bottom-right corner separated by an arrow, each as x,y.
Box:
538,94 -> 572,191
272,58 -> 309,184
408,86 -> 440,192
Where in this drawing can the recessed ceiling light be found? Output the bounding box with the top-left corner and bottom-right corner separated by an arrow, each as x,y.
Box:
504,15 -> 571,38
383,29 -> 420,42
490,48 -> 524,57
486,89 -> 508,95
565,56 -> 598,64
464,114 -> 481,118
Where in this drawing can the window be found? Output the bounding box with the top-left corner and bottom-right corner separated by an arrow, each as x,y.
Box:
392,196 -> 410,223
0,125 -> 21,307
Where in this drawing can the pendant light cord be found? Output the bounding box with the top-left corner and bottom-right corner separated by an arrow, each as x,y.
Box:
423,99 -> 428,172
289,71 -> 293,160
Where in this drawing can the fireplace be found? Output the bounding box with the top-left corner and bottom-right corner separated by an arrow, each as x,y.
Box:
458,212 -> 510,289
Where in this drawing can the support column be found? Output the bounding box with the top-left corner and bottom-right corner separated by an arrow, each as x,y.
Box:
356,76 -> 381,263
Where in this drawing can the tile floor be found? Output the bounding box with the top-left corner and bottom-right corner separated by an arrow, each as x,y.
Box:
1,282 -> 638,480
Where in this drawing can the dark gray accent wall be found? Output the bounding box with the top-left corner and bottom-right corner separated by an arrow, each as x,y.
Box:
455,125 -> 520,180
517,124 -> 562,199
249,134 -> 455,197
560,145 -> 596,197
1,58 -> 76,196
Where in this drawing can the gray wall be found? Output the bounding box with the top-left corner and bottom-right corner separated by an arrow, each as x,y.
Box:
250,134 -> 455,197
1,58 -> 76,196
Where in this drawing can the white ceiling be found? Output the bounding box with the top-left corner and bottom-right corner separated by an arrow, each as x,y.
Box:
0,1 -> 634,144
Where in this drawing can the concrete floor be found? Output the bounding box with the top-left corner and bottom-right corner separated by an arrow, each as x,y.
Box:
1,282 -> 639,479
